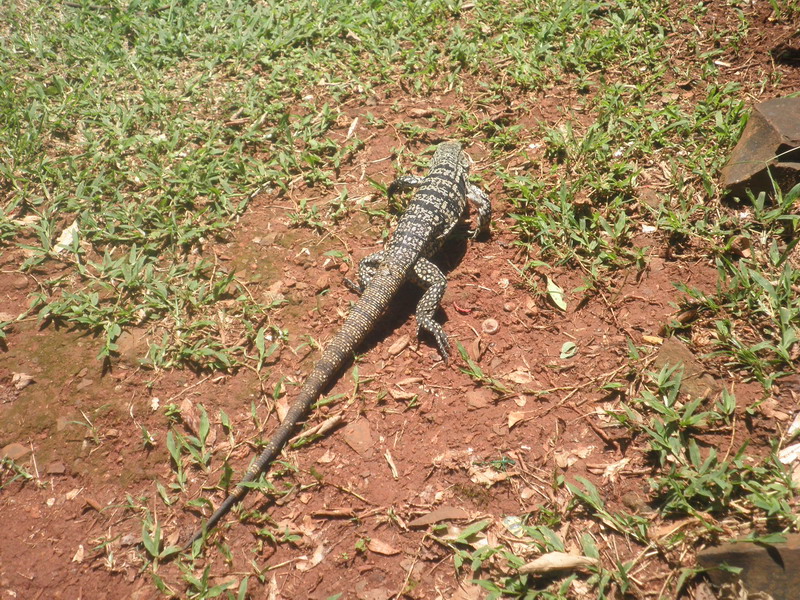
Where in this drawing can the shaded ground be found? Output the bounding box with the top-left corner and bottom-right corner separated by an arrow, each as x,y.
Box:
2,2 -> 800,600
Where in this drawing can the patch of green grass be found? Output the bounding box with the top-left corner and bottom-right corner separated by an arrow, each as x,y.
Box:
4,0 -> 799,597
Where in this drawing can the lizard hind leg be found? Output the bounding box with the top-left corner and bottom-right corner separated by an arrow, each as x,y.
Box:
410,257 -> 450,362
345,250 -> 385,295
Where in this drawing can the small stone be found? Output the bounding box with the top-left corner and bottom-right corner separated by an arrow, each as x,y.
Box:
466,389 -> 492,410
1,442 -> 30,461
342,419 -> 373,456
46,461 -> 66,475
315,274 -> 331,293
503,302 -> 515,312
76,378 -> 93,391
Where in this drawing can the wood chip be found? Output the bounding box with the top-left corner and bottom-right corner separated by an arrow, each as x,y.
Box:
387,334 -> 410,356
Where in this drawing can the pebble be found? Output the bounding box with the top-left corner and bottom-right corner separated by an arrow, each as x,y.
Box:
315,274 -> 331,292
46,461 -> 66,475
1,442 -> 30,461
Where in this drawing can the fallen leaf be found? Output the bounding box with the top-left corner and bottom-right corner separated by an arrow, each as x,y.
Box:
276,397 -> 290,422
54,220 -> 80,254
505,369 -> 534,385
468,463 -> 514,486
518,551 -> 599,574
559,341 -> 577,359
11,373 -> 34,391
180,398 -> 199,435
367,538 -> 400,556
546,277 -> 567,311
72,544 -> 85,563
507,411 -> 529,429
778,443 -> 800,465
295,542 -> 326,571
408,506 -> 470,527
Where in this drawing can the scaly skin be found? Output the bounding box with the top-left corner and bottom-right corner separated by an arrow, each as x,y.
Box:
186,141 -> 490,547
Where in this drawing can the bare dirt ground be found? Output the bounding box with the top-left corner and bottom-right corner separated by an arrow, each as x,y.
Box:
1,3 -> 799,600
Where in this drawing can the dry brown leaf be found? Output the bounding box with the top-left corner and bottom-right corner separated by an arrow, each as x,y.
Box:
408,506 -> 470,527
295,541 -> 326,571
180,398 -> 199,434
518,551 -> 599,574
507,411 -> 529,429
276,396 -> 290,422
389,388 -> 417,401
468,463 -> 514,486
11,373 -> 34,391
505,370 -> 533,385
367,538 -> 400,556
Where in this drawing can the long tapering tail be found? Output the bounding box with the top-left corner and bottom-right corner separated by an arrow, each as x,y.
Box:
185,266 -> 405,548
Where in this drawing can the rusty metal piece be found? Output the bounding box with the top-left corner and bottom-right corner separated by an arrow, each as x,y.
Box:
720,96 -> 800,199
697,534 -> 800,600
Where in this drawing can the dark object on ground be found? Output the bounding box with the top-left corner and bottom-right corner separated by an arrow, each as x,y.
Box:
697,534 -> 800,600
720,97 -> 800,199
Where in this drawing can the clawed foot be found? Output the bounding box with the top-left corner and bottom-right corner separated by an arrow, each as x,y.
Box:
344,278 -> 364,295
417,324 -> 450,364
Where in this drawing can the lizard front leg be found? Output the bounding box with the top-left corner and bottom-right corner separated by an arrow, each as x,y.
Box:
466,183 -> 491,238
410,257 -> 450,362
388,175 -> 425,200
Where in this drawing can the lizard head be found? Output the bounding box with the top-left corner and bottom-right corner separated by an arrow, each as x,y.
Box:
432,141 -> 471,172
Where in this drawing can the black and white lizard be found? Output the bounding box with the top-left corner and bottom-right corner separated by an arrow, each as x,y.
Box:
186,141 -> 491,546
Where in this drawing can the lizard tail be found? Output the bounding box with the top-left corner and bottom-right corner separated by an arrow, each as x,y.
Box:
185,267 -> 405,548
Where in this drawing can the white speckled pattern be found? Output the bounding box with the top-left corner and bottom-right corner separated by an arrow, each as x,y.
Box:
187,142 -> 491,546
